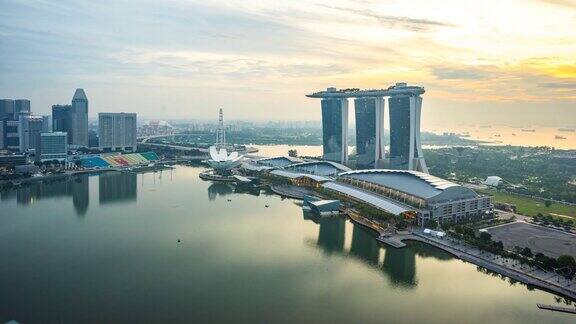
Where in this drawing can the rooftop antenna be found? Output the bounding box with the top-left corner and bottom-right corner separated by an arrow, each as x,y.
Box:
216,108 -> 226,149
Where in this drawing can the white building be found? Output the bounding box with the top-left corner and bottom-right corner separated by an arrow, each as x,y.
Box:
71,88 -> 89,148
18,114 -> 46,153
98,112 -> 137,151
37,132 -> 68,162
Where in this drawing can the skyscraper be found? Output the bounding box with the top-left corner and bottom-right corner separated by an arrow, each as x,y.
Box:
321,97 -> 348,164
14,99 -> 30,119
52,104 -> 72,143
0,99 -> 15,120
18,114 -> 45,153
354,97 -> 385,169
307,83 -> 427,173
388,90 -> 427,173
98,112 -> 137,151
71,89 -> 88,148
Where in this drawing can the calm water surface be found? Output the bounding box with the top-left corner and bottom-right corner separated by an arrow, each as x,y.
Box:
0,166 -> 573,323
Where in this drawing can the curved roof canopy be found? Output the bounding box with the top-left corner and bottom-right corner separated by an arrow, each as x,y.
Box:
256,156 -> 303,168
338,169 -> 478,202
283,160 -> 351,176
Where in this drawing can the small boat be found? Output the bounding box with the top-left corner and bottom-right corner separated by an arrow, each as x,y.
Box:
265,205 -> 270,208
521,129 -> 536,132
554,135 -> 566,140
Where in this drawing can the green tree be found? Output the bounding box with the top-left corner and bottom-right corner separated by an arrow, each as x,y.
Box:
426,219 -> 438,229
288,149 -> 298,157
557,255 -> 576,269
544,200 -> 552,207
479,231 -> 492,242
521,247 -> 533,258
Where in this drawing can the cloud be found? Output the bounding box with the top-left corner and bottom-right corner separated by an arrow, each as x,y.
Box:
430,66 -> 497,80
319,5 -> 456,31
540,82 -> 576,89
537,0 -> 576,9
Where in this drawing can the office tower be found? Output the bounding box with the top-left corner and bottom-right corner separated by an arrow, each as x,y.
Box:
321,97 -> 348,164
0,121 -> 4,149
36,132 -> 68,162
388,88 -> 427,172
98,112 -> 137,151
18,114 -> 44,153
4,120 -> 20,150
14,99 -> 31,119
0,99 -> 15,120
71,89 -> 88,147
354,97 -> 385,169
42,115 -> 51,132
52,104 -> 72,142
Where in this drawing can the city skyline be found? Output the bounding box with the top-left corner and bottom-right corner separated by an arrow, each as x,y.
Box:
1,0 -> 575,127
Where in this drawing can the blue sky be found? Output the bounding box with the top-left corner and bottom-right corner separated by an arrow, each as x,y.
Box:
1,0 -> 575,127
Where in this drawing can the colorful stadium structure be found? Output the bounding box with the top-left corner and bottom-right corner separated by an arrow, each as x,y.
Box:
79,152 -> 159,169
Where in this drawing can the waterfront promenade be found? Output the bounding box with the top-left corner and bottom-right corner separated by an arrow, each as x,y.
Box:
395,231 -> 576,300
266,183 -> 576,300
342,205 -> 576,300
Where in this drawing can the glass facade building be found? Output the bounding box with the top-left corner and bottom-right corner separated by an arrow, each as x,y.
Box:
71,89 -> 89,148
354,97 -> 385,169
37,132 -> 68,162
52,104 -> 72,143
388,96 -> 411,170
321,98 -> 348,164
308,83 -> 427,173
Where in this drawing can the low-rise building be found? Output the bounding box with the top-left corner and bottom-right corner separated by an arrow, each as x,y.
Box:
336,169 -> 492,226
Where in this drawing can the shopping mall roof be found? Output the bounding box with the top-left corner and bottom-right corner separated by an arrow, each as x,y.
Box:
322,182 -> 413,216
255,156 -> 304,168
283,160 -> 351,176
269,170 -> 332,183
338,169 -> 478,202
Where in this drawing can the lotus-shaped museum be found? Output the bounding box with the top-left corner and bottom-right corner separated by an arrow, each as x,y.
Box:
207,146 -> 243,171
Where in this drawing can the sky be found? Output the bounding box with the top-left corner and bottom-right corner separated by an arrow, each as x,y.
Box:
1,0 -> 575,128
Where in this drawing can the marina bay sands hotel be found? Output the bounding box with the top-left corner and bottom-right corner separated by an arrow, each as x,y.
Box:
306,82 -> 428,173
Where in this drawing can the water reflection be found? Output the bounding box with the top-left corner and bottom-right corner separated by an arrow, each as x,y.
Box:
317,217 -> 346,255
207,183 -> 234,201
382,244 -> 417,288
349,225 -> 379,266
71,176 -> 89,216
305,212 -> 418,288
0,171 -> 144,216
99,172 -> 137,205
0,175 -> 91,216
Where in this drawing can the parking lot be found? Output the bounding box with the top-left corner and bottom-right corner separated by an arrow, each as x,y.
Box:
485,221 -> 576,258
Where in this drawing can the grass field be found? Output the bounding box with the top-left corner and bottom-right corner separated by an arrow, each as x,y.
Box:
481,190 -> 576,219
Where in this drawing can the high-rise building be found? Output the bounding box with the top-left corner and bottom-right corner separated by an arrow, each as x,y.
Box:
0,121 -> 4,149
4,120 -> 20,151
18,114 -> 45,153
14,99 -> 30,119
388,90 -> 427,173
71,89 -> 88,148
307,83 -> 428,173
0,99 -> 15,120
52,104 -> 72,142
98,112 -> 137,151
321,96 -> 348,164
42,115 -> 51,133
36,132 -> 68,162
354,97 -> 385,169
